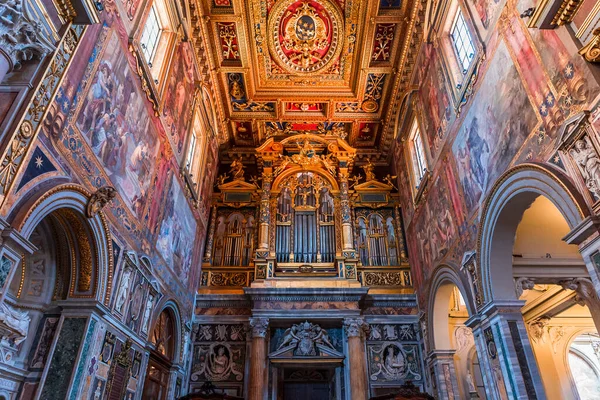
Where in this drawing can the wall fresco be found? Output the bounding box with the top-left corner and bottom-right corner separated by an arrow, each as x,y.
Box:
157,174 -> 198,283
163,42 -> 197,156
451,40 -> 538,212
75,28 -> 160,219
418,47 -> 452,158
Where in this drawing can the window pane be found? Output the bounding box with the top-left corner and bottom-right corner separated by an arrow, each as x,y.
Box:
140,6 -> 162,64
186,131 -> 197,171
450,10 -> 475,74
410,123 -> 427,188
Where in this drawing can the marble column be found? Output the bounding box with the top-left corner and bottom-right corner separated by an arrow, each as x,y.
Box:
466,301 -> 546,400
344,317 -> 369,400
426,350 -> 460,400
248,317 -> 269,400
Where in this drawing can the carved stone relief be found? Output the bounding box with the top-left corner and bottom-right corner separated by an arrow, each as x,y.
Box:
190,323 -> 247,392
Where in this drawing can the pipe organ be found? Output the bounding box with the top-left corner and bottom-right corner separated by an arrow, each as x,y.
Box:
200,134 -> 411,290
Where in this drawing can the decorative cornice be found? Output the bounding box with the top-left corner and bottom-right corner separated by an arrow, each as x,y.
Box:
551,0 -> 585,26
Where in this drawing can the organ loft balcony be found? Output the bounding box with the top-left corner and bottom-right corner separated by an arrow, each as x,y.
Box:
197,134 -> 413,296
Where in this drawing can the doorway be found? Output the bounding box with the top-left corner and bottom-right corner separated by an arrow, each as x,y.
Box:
280,368 -> 336,400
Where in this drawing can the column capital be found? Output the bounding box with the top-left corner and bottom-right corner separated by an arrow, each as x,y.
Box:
560,277 -> 598,305
249,317 -> 269,338
0,1 -> 54,74
343,317 -> 368,338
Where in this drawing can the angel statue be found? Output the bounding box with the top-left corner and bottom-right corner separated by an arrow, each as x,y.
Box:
229,157 -> 245,181
361,159 -> 376,181
570,136 -> 600,199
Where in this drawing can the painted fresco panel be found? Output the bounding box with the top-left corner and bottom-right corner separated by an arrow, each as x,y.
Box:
157,174 -> 197,282
418,48 -> 452,157
198,140 -> 218,223
413,168 -> 459,277
75,29 -> 160,218
163,42 -> 197,155
451,40 -> 538,211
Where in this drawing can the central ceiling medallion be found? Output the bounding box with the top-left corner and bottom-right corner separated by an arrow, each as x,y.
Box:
268,0 -> 344,74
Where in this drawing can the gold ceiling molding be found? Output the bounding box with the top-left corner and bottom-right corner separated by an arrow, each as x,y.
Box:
551,0 -> 584,26
196,0 -> 417,156
379,0 -> 426,157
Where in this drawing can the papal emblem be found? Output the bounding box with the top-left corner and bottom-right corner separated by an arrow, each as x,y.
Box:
268,0 -> 344,74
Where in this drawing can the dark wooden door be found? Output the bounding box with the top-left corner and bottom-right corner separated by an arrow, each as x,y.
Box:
283,382 -> 330,400
142,357 -> 171,400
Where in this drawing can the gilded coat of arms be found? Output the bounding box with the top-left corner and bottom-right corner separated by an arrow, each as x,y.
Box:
268,0 -> 343,74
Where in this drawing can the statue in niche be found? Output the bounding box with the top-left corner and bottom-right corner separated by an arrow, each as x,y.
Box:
466,370 -> 478,396
141,294 -> 154,334
115,267 -> 133,313
0,302 -> 30,345
569,136 -> 600,199
361,158 -> 376,181
229,158 -> 245,181
277,321 -> 336,356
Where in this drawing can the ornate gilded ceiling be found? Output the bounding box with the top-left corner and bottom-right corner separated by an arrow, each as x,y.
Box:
192,0 -> 424,162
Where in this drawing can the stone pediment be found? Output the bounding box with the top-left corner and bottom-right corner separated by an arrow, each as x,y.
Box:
269,343 -> 344,360
353,180 -> 394,192
217,180 -> 258,192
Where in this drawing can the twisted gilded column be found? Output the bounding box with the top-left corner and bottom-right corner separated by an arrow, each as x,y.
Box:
248,317 -> 269,400
338,171 -> 354,251
344,317 -> 369,400
257,172 -> 273,252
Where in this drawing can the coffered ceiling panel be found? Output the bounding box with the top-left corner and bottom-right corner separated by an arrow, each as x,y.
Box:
193,0 -> 423,160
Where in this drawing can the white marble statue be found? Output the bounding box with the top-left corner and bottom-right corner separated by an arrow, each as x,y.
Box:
115,267 -> 133,313
141,294 -> 154,334
0,302 -> 30,344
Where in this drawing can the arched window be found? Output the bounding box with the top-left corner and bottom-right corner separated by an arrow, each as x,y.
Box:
137,0 -> 177,84
151,310 -> 175,360
143,309 -> 177,400
184,109 -> 208,192
569,334 -> 600,399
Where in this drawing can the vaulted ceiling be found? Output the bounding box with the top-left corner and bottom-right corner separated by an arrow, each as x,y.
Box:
192,0 -> 424,164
